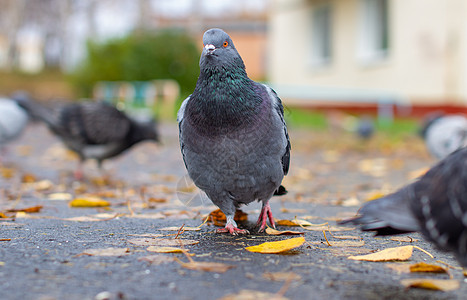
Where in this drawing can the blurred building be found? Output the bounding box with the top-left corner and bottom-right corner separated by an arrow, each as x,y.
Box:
268,0 -> 467,113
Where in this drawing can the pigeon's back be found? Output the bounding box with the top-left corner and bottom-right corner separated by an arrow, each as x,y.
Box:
0,98 -> 28,145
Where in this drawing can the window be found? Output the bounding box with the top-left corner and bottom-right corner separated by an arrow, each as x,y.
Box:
311,3 -> 332,67
358,0 -> 389,63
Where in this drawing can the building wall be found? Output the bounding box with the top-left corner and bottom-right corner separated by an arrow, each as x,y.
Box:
268,0 -> 467,105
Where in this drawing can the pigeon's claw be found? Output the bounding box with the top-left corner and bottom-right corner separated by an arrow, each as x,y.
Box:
256,201 -> 276,232
216,215 -> 249,235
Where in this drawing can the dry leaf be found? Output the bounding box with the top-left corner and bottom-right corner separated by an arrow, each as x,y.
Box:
148,197 -> 167,203
348,246 -> 413,261
1,167 -> 15,178
400,278 -> 460,292
332,235 -> 362,240
0,238 -> 11,241
245,237 -> 305,254
386,263 -> 411,273
310,240 -> 365,247
409,262 -> 448,274
128,238 -> 199,247
275,219 -> 315,227
265,227 -> 304,235
158,226 -> 201,231
220,290 -> 289,300
146,246 -> 185,253
177,261 -> 235,273
21,173 -> 36,183
389,236 -> 419,243
262,271 -> 301,281
7,205 -> 43,213
69,197 -> 110,207
47,193 -> 73,201
80,247 -> 129,257
208,209 -> 247,226
138,254 -> 174,265
301,225 -> 355,232
34,180 -> 54,191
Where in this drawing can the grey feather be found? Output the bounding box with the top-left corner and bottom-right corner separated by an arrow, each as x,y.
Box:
423,114 -> 467,159
0,97 -> 28,148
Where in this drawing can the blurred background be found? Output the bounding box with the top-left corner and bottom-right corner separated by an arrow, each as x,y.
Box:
0,0 -> 465,130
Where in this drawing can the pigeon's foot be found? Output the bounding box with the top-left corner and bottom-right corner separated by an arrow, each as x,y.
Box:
256,201 -> 276,232
216,224 -> 249,235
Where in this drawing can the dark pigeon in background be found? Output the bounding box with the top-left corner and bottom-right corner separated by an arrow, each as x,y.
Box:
13,94 -> 159,179
356,116 -> 374,140
178,28 -> 290,235
420,113 -> 467,159
0,97 -> 28,153
341,147 -> 467,267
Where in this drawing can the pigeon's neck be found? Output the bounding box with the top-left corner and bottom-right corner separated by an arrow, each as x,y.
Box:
188,66 -> 263,131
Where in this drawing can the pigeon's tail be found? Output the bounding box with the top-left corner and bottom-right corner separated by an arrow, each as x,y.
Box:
340,188 -> 420,235
12,95 -> 58,129
273,185 -> 287,196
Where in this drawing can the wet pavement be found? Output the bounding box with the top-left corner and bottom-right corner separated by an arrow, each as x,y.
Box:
0,121 -> 465,300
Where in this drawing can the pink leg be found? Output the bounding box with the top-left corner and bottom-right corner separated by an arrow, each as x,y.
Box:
74,160 -> 84,180
256,201 -> 276,232
216,215 -> 249,235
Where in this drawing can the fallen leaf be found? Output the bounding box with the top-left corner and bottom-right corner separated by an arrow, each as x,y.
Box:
34,180 -> 54,191
158,226 -> 201,231
21,173 -> 36,183
301,225 -> 355,232
348,246 -> 413,261
0,213 -> 11,218
146,246 -> 185,253
1,167 -> 15,178
128,238 -> 199,247
47,193 -> 73,201
386,263 -> 411,273
310,240 -> 365,247
177,260 -> 235,273
409,262 -> 448,274
208,209 -> 247,226
0,238 -> 11,241
389,236 -> 419,243
400,278 -> 460,291
331,235 -> 362,240
245,237 -> 305,254
275,219 -> 315,227
7,205 -> 43,213
138,254 -> 174,265
148,197 -> 167,203
262,271 -> 301,281
219,290 -> 288,300
265,227 -> 304,235
79,247 -> 129,257
69,197 -> 110,207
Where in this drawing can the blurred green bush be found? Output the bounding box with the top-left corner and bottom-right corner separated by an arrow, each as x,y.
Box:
71,30 -> 200,98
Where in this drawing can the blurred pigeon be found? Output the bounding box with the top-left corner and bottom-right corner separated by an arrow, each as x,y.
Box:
341,147 -> 467,267
14,96 -> 159,179
178,28 -> 290,235
356,116 -> 374,140
420,113 -> 467,159
0,97 -> 28,153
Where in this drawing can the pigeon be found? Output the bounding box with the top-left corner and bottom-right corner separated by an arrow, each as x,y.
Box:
13,95 -> 159,179
341,147 -> 467,267
0,97 -> 28,152
178,28 -> 290,235
356,116 -> 374,140
420,113 -> 467,159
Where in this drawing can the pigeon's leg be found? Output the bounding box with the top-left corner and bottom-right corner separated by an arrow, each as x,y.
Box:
216,215 -> 249,235
74,159 -> 84,180
256,200 -> 276,232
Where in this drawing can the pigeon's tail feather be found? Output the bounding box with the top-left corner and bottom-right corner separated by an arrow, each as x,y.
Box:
273,185 -> 287,196
13,96 -> 58,128
340,189 -> 420,235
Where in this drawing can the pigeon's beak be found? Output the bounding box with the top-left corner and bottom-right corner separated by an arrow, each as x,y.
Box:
204,44 -> 216,55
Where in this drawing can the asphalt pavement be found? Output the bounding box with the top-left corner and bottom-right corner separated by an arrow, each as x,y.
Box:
0,121 -> 465,300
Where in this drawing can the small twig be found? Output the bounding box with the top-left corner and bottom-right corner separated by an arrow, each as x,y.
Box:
322,230 -> 332,246
196,215 -> 210,229
436,260 -> 462,270
126,198 -> 134,216
275,272 -> 294,298
413,246 -> 434,259
174,224 -> 185,239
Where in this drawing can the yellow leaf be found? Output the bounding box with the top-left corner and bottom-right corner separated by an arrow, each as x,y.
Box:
219,290 -> 289,300
69,197 -> 110,207
245,237 -> 305,254
400,278 -> 460,292
21,173 -> 36,183
1,167 -> 15,179
389,236 -> 419,243
177,261 -> 235,273
348,246 -> 413,261
80,247 -> 129,257
275,219 -> 315,226
7,205 -> 43,213
409,262 -> 448,274
265,227 -> 304,235
146,246 -> 185,253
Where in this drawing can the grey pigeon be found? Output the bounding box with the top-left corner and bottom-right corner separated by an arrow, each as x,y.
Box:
420,113 -> 467,159
341,147 -> 467,267
178,28 -> 290,235
356,116 -> 374,140
14,96 -> 159,179
0,97 -> 28,151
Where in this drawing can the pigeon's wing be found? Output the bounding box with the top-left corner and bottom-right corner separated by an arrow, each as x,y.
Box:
60,102 -> 131,145
262,85 -> 291,176
177,95 -> 191,169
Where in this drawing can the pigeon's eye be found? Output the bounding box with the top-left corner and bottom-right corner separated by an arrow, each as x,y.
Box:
223,41 -> 229,48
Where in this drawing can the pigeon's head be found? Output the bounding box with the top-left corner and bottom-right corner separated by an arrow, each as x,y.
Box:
199,28 -> 245,70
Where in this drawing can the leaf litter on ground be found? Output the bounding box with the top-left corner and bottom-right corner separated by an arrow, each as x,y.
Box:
245,237 -> 305,254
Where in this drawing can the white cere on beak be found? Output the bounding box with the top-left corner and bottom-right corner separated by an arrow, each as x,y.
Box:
204,44 -> 215,52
